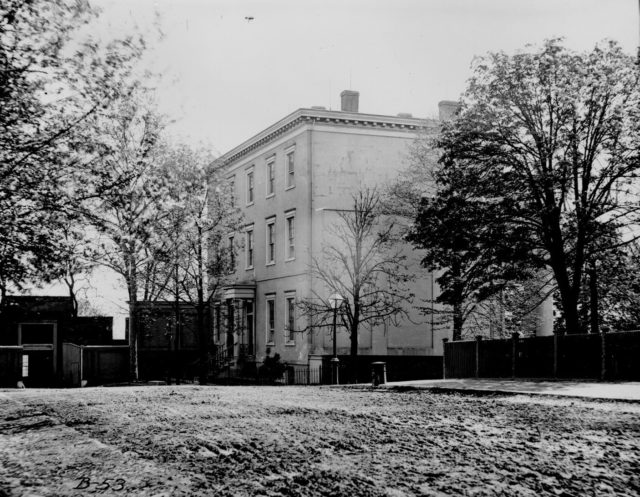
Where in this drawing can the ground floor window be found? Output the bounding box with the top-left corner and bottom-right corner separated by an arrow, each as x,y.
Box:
285,293 -> 296,343
266,297 -> 275,345
244,301 -> 254,355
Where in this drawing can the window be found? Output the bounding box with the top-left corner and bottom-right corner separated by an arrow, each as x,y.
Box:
229,176 -> 236,207
228,236 -> 235,270
22,355 -> 29,378
266,219 -> 275,264
245,301 -> 254,354
285,214 -> 295,260
285,149 -> 295,188
266,298 -> 275,344
266,159 -> 275,197
285,294 -> 296,343
246,228 -> 254,268
246,170 -> 254,204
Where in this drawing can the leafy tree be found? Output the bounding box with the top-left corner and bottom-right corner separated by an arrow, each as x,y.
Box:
569,237 -> 640,334
0,0 -> 144,299
299,189 -> 414,357
54,224 -> 98,317
435,39 -> 640,334
408,158 -> 537,340
84,93 -> 167,380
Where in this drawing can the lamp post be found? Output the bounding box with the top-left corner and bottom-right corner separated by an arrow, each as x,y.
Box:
328,293 -> 344,385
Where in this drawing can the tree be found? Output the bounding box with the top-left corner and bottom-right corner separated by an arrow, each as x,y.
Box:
436,39 -> 640,334
54,224 -> 98,317
408,158 -> 537,340
0,0 -> 144,299
299,189 -> 414,357
151,144 -> 240,382
85,92 -> 167,380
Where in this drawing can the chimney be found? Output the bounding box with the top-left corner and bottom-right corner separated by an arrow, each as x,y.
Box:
438,100 -> 460,121
340,90 -> 359,112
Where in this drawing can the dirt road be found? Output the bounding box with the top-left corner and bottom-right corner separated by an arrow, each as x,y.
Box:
1,386 -> 638,496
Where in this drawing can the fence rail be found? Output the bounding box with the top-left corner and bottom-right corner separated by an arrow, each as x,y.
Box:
444,330 -> 640,381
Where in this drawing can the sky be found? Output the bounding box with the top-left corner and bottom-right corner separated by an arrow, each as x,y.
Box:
93,0 -> 640,154
32,0 -> 640,336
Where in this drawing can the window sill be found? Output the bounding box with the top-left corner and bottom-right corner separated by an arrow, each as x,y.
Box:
266,193 -> 275,199
285,341 -> 296,347
285,185 -> 295,191
246,202 -> 254,207
245,266 -> 254,271
285,257 -> 295,262
265,261 -> 275,267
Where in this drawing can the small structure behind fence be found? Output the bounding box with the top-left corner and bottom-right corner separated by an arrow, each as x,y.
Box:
62,343 -> 129,387
444,330 -> 640,381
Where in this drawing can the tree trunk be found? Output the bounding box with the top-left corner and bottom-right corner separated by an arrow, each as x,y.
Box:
173,261 -> 180,385
544,213 -> 582,334
127,261 -> 139,382
452,301 -> 463,341
128,297 -> 138,382
350,302 -> 359,358
589,262 -> 599,334
197,299 -> 208,384
64,270 -> 78,318
196,228 -> 208,384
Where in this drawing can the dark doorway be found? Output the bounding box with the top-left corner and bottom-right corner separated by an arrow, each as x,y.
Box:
22,350 -> 54,387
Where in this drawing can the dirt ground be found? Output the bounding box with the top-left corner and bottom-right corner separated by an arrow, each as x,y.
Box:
0,385 -> 639,497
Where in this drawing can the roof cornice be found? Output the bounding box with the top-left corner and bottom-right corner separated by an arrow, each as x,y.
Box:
214,109 -> 439,167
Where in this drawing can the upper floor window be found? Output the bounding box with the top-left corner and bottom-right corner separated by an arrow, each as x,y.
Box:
285,148 -> 295,189
246,228 -> 254,268
228,176 -> 236,207
266,219 -> 275,265
228,235 -> 235,270
285,214 -> 295,260
266,159 -> 275,197
246,169 -> 254,205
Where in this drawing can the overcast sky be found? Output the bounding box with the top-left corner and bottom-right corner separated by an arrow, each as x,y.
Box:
94,0 -> 640,155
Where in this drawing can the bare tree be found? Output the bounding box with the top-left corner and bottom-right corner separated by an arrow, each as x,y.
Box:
150,144 -> 241,382
299,189 -> 414,357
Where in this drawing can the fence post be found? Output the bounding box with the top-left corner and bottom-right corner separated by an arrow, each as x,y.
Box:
442,338 -> 449,379
600,328 -> 607,381
511,332 -> 519,379
475,336 -> 483,379
553,332 -> 558,378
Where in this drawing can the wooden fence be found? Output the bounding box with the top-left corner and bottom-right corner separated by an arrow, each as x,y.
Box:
444,331 -> 640,381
